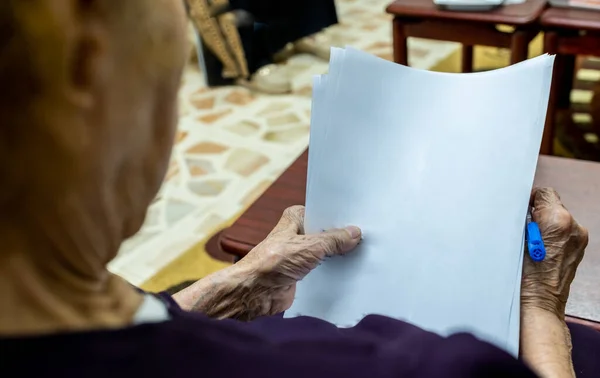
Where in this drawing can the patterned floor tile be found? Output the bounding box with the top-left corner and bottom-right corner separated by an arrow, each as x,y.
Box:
109,0 -> 459,285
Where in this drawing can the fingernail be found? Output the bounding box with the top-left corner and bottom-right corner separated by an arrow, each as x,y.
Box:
345,226 -> 361,239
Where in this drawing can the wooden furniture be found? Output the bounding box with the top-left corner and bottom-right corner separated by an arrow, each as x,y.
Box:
220,149 -> 600,327
220,150 -> 309,257
385,0 -> 546,73
542,8 -> 600,156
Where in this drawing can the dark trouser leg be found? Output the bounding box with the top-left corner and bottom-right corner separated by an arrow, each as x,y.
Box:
569,322 -> 600,377
229,0 -> 337,28
231,0 -> 338,73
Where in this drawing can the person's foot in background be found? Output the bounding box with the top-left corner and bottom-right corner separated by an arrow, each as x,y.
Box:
237,31 -> 335,94
294,33 -> 333,61
236,63 -> 293,94
273,33 -> 334,63
186,0 -> 338,95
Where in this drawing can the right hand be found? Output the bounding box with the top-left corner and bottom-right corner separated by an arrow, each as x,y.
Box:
174,206 -> 361,321
239,205 -> 361,315
521,188 -> 588,317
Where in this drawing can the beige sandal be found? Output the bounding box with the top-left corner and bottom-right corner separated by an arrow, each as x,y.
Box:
294,34 -> 333,61
236,64 -> 293,94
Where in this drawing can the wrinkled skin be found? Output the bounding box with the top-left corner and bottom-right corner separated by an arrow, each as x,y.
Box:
245,188 -> 589,318
174,205 -> 361,318
240,205 -> 362,312
0,0 -> 190,335
521,188 -> 589,317
249,189 -> 589,317
177,187 -> 589,323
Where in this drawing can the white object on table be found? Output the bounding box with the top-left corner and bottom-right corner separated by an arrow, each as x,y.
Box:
433,0 -> 526,11
549,0 -> 600,10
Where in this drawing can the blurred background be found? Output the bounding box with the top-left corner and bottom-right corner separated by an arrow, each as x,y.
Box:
107,0 -> 600,292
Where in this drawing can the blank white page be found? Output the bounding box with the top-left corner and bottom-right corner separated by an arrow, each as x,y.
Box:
287,48 -> 554,354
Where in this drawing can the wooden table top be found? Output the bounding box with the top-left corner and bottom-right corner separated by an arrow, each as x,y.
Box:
220,150 -> 600,322
385,0 -> 547,25
541,7 -> 600,32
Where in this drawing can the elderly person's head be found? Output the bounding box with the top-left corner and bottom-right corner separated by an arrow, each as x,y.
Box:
0,0 -> 361,335
1,2 -> 597,378
1,0 -> 187,333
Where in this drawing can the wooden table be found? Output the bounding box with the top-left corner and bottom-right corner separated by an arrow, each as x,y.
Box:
385,0 -> 546,73
542,8 -> 600,156
220,150 -> 600,326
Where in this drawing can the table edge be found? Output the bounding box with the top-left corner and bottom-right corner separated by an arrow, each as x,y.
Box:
540,16 -> 600,31
219,233 -> 255,257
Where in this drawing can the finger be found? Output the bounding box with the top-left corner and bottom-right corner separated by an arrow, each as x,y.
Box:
529,187 -> 537,206
311,226 -> 362,256
532,187 -> 563,211
268,206 -> 305,237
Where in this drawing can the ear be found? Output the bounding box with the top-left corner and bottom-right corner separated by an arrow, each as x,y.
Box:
66,0 -> 107,107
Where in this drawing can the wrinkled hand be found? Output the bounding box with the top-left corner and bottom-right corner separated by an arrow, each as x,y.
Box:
521,188 -> 588,317
238,205 -> 362,314
173,206 -> 361,320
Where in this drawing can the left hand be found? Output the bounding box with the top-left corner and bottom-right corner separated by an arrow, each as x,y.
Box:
520,188 -> 587,378
173,206 -> 361,320
521,187 -> 588,317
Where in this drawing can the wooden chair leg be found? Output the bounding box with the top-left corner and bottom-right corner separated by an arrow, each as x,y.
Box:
393,17 -> 408,65
461,45 -> 474,73
541,31 -> 559,155
557,55 -> 576,109
509,30 -> 529,65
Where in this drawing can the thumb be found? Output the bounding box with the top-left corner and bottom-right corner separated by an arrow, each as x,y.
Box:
311,226 -> 362,257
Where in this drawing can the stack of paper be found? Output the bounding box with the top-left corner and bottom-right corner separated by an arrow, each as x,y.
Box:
285,48 -> 554,356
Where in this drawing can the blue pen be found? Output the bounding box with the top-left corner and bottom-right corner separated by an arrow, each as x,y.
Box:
526,207 -> 546,262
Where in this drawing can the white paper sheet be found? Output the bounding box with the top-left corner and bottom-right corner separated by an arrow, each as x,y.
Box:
286,48 -> 554,355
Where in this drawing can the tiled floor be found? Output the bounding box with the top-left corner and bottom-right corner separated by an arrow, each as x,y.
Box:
108,0 -> 460,286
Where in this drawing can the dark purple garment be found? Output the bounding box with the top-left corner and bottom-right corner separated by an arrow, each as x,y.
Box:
1,293 -> 599,378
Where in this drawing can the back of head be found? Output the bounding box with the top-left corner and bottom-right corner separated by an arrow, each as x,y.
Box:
0,0 -> 188,265
0,1 -> 42,208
